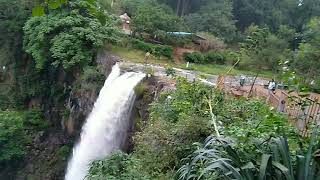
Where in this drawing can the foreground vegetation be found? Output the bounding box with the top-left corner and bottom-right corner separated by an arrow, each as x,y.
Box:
88,78 -> 319,179
0,110 -> 48,167
1,0 -> 320,179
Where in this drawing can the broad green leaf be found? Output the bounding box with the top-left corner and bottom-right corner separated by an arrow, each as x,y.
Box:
259,154 -> 272,180
305,126 -> 319,179
276,137 -> 294,178
296,155 -> 305,180
272,161 -> 293,180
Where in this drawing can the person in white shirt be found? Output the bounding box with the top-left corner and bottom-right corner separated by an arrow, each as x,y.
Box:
266,79 -> 276,103
268,79 -> 276,94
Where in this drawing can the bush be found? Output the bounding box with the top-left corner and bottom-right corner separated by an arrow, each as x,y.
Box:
130,39 -> 153,52
57,145 -> 71,161
88,151 -> 152,180
23,109 -> 49,130
23,11 -> 119,70
156,31 -> 193,47
197,32 -> 226,51
153,45 -> 173,59
88,79 -> 305,179
130,39 -> 173,60
206,51 -> 226,64
0,111 -> 27,163
0,109 -> 48,165
165,67 -> 176,77
183,52 -> 205,64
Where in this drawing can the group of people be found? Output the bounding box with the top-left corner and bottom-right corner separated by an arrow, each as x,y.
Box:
239,77 -> 285,112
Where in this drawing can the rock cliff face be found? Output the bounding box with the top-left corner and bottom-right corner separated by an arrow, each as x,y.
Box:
3,50 -> 175,180
62,50 -> 118,137
2,50 -> 118,180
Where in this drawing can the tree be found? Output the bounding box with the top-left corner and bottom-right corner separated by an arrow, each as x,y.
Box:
131,3 -> 183,36
23,6 -> 119,70
240,25 -> 292,72
121,0 -> 154,16
0,0 -> 35,108
295,17 -> 320,91
232,0 -> 320,33
185,0 -> 236,41
161,0 -> 208,16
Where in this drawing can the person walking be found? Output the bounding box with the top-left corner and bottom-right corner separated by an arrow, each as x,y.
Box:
267,79 -> 276,103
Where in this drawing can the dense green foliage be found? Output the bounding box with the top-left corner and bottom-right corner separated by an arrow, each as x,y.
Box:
88,79 -> 304,179
23,10 -> 118,70
183,52 -> 205,64
178,134 -> 319,180
0,111 -> 27,163
295,17 -> 320,92
130,39 -> 173,59
131,3 -> 184,36
1,0 -> 320,178
0,110 -> 47,165
0,0 -> 34,108
1,0 -> 119,109
121,0 -> 320,88
185,0 -> 236,41
239,25 -> 292,72
184,51 -> 226,65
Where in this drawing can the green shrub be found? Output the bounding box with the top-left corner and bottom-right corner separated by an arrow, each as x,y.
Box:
23,109 -> 49,130
130,39 -> 173,60
154,45 -> 173,59
130,39 -> 153,52
0,109 -> 48,164
197,32 -> 226,51
206,51 -> 226,64
183,52 -> 205,64
165,67 -> 176,76
23,11 -> 119,70
0,95 -> 10,109
0,111 -> 29,163
87,79 -> 305,179
156,32 -> 193,47
57,145 -> 71,161
88,151 -> 152,180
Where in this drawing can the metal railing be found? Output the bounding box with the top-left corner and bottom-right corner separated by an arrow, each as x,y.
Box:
279,92 -> 320,136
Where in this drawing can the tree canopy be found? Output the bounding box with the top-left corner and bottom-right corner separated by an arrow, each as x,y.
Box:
23,1 -> 119,70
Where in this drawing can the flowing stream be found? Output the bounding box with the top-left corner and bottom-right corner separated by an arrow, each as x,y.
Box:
65,64 -> 145,180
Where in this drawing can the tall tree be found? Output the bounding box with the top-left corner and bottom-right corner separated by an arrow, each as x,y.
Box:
232,0 -> 320,32
240,25 -> 292,71
0,0 -> 34,107
185,0 -> 236,41
131,3 -> 183,35
295,17 -> 320,91
156,0 -> 206,16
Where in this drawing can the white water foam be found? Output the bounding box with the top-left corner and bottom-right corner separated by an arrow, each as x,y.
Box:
65,64 -> 145,180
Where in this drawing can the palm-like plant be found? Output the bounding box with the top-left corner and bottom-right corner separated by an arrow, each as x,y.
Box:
177,127 -> 320,180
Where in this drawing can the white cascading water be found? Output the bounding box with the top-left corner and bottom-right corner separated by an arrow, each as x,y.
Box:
65,64 -> 145,180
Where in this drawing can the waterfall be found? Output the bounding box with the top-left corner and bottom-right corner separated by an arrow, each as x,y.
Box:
65,64 -> 145,180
